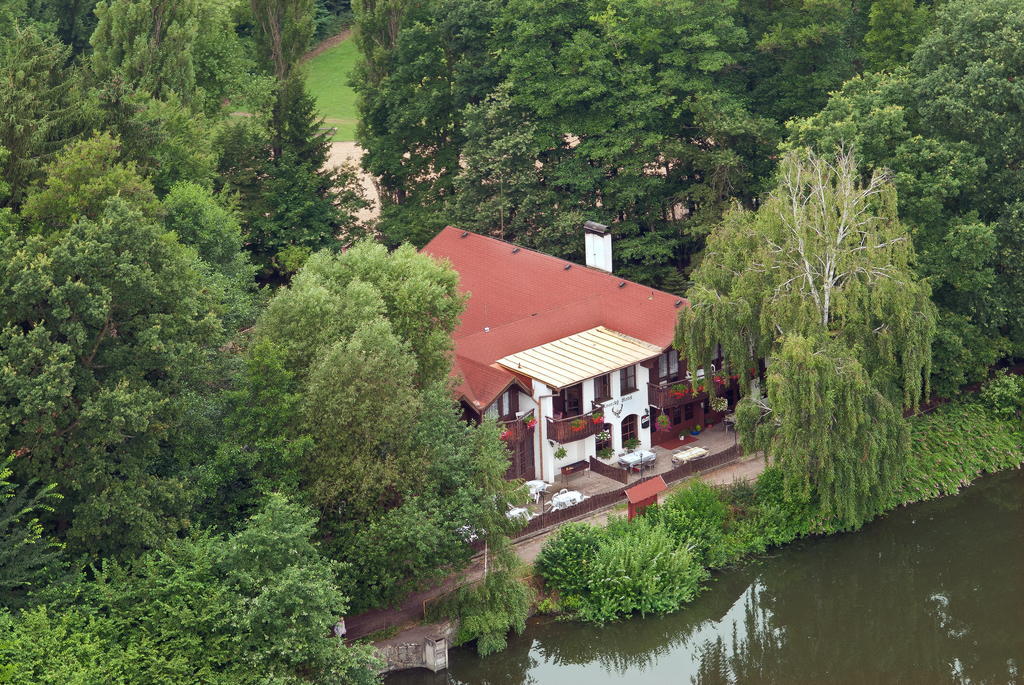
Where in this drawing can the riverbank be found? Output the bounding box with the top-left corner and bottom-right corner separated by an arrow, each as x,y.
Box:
392,397 -> 1023,673
360,453 -> 766,640
389,466 -> 1024,683
533,397 -> 1024,628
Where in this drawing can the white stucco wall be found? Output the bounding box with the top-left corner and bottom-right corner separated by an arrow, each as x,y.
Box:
532,364 -> 653,482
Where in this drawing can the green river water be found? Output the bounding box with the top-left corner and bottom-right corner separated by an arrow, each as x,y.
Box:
388,468 -> 1024,684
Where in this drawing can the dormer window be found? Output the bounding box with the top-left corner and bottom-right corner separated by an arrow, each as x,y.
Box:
492,388 -> 519,419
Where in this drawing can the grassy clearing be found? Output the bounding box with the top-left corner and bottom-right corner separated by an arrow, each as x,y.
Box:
304,37 -> 359,142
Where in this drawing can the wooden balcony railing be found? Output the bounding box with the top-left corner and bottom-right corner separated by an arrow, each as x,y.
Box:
546,408 -> 606,443
499,409 -> 536,445
649,370 -> 741,409
648,382 -> 708,409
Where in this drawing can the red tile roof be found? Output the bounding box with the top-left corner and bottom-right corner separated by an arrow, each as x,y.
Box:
625,475 -> 668,504
422,226 -> 686,409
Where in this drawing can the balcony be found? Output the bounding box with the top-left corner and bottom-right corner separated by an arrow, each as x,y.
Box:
546,408 -> 606,443
648,381 -> 707,409
499,409 -> 536,445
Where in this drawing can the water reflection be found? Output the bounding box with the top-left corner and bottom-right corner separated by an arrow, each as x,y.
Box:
389,469 -> 1024,685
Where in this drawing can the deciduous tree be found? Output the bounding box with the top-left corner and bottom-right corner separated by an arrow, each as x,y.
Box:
0,198 -> 226,557
0,456 -> 65,609
0,494 -> 382,683
677,149 -> 936,529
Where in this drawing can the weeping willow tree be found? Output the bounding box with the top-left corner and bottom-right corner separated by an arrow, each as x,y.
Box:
677,149 -> 937,529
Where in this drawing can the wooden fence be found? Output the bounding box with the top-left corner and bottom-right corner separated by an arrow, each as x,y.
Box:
345,444 -> 746,639
588,456 -> 629,483
513,444 -> 744,539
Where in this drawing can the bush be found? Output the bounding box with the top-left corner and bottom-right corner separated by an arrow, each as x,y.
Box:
537,518 -> 708,625
897,400 -> 1024,503
572,519 -> 709,624
647,481 -> 732,566
534,523 -> 604,598
746,465 -> 818,546
433,570 -> 532,656
979,370 -> 1024,423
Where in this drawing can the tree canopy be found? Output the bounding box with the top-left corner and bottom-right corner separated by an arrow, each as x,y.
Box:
677,149 -> 936,528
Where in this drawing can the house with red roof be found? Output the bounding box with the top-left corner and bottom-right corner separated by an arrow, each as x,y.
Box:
422,222 -> 737,483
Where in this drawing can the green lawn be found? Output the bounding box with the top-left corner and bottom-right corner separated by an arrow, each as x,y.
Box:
304,37 -> 359,142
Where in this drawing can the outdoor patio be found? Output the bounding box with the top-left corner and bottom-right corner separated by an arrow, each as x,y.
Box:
531,422 -> 740,513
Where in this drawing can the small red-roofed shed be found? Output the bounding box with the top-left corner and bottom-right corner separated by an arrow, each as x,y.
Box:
624,475 -> 667,520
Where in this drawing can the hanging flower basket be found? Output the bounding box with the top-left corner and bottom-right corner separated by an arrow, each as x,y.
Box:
591,411 -> 604,424
595,430 -> 611,442
570,418 -> 586,432
656,414 -> 671,430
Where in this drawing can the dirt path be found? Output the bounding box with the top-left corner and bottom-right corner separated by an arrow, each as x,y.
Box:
328,141 -> 380,222
303,29 -> 353,62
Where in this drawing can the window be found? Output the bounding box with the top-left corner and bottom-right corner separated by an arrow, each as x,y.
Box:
620,415 -> 639,445
684,403 -> 695,421
619,365 -> 637,394
657,349 -> 680,382
559,383 -> 583,416
594,374 -> 611,401
495,388 -> 519,419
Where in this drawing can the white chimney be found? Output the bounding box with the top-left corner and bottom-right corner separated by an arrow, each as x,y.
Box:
583,221 -> 612,273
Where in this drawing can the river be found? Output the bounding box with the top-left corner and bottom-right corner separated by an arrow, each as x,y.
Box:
388,468 -> 1024,684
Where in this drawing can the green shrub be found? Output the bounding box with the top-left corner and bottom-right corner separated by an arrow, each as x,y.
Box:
647,481 -> 732,566
897,401 -> 1024,503
572,519 -> 709,624
534,523 -> 604,597
434,570 -> 533,656
535,596 -> 561,615
979,370 -> 1024,423
538,518 -> 708,625
747,465 -> 818,546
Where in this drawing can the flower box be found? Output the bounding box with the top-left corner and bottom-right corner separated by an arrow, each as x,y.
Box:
669,383 -> 690,399
570,418 -> 586,432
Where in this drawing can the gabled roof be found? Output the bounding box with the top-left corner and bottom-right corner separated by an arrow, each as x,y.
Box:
422,227 -> 686,409
625,475 -> 667,504
453,355 -> 532,410
497,326 -> 662,390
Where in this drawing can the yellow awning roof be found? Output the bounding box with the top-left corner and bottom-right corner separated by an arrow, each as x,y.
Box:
495,326 -> 661,389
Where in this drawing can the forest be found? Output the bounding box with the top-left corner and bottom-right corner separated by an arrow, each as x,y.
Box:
0,0 -> 1022,681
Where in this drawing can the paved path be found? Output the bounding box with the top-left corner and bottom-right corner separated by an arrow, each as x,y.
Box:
350,452 -> 766,644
